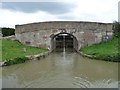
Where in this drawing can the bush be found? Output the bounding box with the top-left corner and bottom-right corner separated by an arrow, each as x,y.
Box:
112,21 -> 120,37
5,57 -> 28,66
113,21 -> 120,62
1,27 -> 15,37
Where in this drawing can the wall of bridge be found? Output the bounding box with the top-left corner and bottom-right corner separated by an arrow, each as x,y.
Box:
15,21 -> 113,51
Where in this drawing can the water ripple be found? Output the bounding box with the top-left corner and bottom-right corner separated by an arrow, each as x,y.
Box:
73,77 -> 118,88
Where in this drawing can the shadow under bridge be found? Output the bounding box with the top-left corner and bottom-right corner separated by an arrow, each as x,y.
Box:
51,32 -> 78,52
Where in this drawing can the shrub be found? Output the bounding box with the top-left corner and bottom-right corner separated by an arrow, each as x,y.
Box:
5,57 -> 28,66
1,27 -> 15,37
112,21 -> 120,37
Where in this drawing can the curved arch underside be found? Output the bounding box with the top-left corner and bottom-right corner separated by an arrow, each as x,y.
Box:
51,32 -> 78,51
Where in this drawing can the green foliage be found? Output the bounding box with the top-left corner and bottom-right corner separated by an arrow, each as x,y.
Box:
1,40 -> 48,62
5,57 -> 28,66
112,21 -> 120,61
1,27 -> 15,37
112,21 -> 120,37
80,36 -> 119,62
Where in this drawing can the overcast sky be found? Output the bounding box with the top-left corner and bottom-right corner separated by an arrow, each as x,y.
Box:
0,0 -> 119,28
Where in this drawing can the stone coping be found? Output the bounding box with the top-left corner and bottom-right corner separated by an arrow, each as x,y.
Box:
78,51 -> 96,59
25,51 -> 51,60
16,21 -> 112,26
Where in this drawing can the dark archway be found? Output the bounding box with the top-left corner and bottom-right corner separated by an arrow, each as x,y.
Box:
51,32 -> 78,51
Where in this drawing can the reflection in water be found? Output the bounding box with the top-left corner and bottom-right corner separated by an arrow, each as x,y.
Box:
2,50 -> 118,88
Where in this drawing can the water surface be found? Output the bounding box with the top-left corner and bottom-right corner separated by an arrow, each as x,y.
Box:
2,50 -> 118,88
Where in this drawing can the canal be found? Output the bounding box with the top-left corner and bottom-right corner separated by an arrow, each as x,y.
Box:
2,50 -> 118,88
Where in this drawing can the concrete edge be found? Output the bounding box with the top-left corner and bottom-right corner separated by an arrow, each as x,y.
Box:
78,51 -> 96,58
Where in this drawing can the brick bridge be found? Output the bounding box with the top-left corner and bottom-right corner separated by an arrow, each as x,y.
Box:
15,21 -> 113,51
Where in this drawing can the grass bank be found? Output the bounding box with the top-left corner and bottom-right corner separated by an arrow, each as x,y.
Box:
1,40 -> 48,65
80,36 -> 119,62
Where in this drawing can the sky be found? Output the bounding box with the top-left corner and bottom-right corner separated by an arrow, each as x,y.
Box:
0,0 -> 120,28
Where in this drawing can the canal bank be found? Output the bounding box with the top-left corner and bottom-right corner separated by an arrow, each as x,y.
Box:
1,40 -> 49,66
79,36 -> 119,62
1,35 -> 119,67
1,51 -> 51,67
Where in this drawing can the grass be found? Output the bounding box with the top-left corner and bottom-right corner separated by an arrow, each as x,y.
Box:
1,40 -> 48,61
80,36 -> 119,62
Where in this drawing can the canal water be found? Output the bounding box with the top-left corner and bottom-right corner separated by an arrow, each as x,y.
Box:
2,50 -> 119,88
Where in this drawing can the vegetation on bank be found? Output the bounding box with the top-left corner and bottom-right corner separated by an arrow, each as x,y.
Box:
1,40 -> 48,65
80,21 -> 120,62
80,36 -> 119,62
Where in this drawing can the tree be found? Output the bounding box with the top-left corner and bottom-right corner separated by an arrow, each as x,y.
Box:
1,27 -> 15,37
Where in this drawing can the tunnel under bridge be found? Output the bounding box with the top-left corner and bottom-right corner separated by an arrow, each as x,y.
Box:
51,32 -> 78,51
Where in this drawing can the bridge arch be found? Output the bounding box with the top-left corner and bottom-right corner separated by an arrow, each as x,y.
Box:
51,32 -> 78,51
